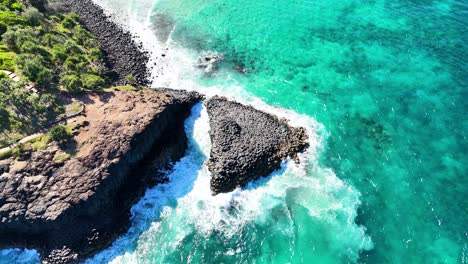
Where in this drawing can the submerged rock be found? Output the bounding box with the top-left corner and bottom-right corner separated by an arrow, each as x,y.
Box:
0,89 -> 201,263
196,51 -> 225,74
206,96 -> 309,195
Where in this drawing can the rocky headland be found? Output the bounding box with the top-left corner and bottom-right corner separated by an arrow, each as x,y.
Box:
0,0 -> 310,262
0,89 -> 201,263
206,96 -> 309,195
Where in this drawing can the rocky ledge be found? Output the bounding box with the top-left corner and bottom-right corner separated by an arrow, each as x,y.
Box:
0,89 -> 201,263
206,96 -> 309,195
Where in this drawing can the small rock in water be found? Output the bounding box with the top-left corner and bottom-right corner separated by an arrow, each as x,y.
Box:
206,96 -> 309,195
196,51 -> 224,74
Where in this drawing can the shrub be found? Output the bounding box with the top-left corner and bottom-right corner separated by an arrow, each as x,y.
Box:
10,3 -> 21,11
0,51 -> 15,71
126,74 -> 136,84
29,0 -> 47,12
82,73 -> 104,90
3,27 -> 38,51
0,105 -> 11,134
22,7 -> 44,26
63,55 -> 88,73
16,55 -> 53,87
18,41 -> 51,59
61,13 -> 79,29
0,22 -> 6,36
1,28 -> 16,49
60,74 -> 82,93
73,26 -> 93,46
88,47 -> 102,61
63,39 -> 82,54
0,71 -> 7,79
48,125 -> 71,143
15,28 -> 38,47
0,10 -> 26,25
51,44 -> 66,63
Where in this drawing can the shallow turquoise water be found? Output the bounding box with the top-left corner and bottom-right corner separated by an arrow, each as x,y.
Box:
1,0 -> 466,263
147,0 -> 467,262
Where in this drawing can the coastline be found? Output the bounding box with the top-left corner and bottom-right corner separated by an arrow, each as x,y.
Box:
0,1 -> 311,263
0,89 -> 202,263
0,1 -> 201,262
63,0 -> 150,86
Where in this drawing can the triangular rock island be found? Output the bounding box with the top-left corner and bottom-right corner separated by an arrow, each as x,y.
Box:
206,96 -> 309,195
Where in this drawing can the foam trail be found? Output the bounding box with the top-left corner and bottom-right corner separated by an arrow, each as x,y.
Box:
0,1 -> 373,263
87,2 -> 372,263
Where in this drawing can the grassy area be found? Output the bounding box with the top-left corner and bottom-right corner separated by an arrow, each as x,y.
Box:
0,148 -> 12,159
30,134 -> 49,150
0,0 -> 110,149
0,124 -> 76,160
53,151 -> 71,162
65,101 -> 83,116
106,85 -> 139,92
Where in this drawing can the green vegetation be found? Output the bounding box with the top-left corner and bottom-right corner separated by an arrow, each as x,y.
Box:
0,9 -> 107,92
107,85 -> 139,92
30,133 -> 48,150
0,0 -> 109,150
53,151 -> 70,162
48,125 -> 71,143
66,101 -> 83,116
126,74 -> 136,84
0,147 -> 12,159
0,79 -> 64,133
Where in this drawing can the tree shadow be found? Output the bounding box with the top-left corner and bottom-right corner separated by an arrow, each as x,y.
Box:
96,91 -> 114,103
61,138 -> 78,156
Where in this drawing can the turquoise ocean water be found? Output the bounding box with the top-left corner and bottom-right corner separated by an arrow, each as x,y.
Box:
1,0 -> 466,263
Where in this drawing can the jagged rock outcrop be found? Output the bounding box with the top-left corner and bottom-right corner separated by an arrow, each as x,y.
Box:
0,89 -> 201,263
63,0 -> 150,85
206,96 -> 309,195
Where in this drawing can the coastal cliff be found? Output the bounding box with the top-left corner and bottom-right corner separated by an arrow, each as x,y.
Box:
0,89 -> 201,263
0,0 -> 311,262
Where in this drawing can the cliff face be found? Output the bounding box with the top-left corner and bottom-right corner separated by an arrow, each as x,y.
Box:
0,89 -> 201,263
206,96 -> 309,195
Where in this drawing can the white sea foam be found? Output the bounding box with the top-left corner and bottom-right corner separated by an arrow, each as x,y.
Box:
0,2 -> 372,263
87,2 -> 371,263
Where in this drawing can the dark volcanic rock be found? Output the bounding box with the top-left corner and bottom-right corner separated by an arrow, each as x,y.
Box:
206,96 -> 309,195
63,0 -> 150,85
0,90 -> 201,263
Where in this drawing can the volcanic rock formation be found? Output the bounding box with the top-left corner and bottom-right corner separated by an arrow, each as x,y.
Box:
0,89 -> 201,263
206,96 -> 309,195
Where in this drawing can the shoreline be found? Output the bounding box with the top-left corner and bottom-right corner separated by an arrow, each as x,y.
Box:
0,1 -> 311,263
63,0 -> 150,86
0,1 -> 201,262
